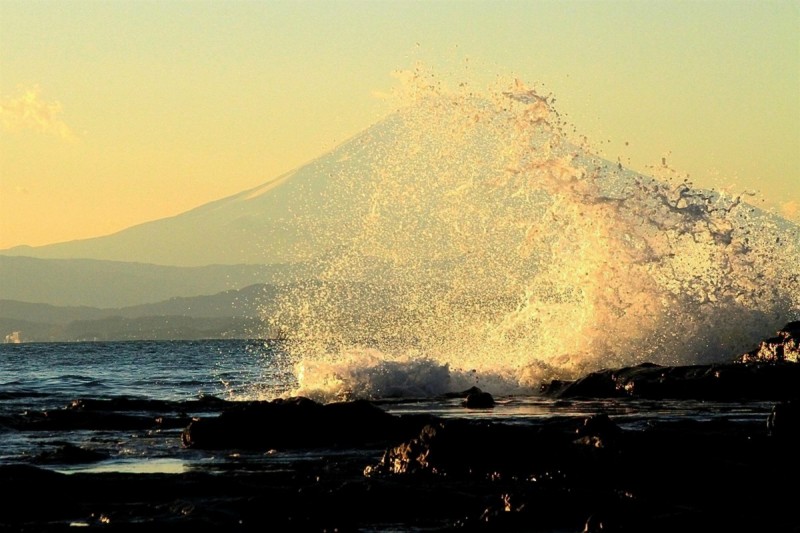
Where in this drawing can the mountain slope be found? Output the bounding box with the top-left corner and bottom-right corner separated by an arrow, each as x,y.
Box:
0,115 -> 406,266
0,256 -> 295,307
0,284 -> 278,342
0,283 -> 274,322
2,98 -> 795,272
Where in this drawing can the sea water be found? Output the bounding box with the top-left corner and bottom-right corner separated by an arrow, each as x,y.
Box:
0,340 -> 284,472
0,340 -> 775,474
0,340 -> 283,407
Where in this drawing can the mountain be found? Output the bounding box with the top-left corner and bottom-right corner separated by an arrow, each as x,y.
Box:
4,101 -> 793,269
0,284 -> 279,342
0,256 -> 300,307
2,94 -> 796,316
0,170 -> 312,266
0,115 -> 408,267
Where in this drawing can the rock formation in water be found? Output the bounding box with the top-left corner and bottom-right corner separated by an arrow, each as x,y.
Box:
181,396 -> 434,450
538,321 -> 800,401
737,320 -> 800,363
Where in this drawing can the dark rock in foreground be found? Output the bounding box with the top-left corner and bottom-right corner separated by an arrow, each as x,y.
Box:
3,398 -> 800,532
367,419 -> 575,478
363,411 -> 798,532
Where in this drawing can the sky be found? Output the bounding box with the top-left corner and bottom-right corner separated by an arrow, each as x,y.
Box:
1,0 -> 798,249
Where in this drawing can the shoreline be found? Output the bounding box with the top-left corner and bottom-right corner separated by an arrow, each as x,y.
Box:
2,321 -> 798,532
1,396 -> 794,532
0,383 -> 795,532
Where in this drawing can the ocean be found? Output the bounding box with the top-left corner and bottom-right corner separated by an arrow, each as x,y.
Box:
0,340 -> 281,473
0,339 -> 776,478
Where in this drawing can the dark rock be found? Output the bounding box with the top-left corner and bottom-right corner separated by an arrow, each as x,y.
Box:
575,414 -> 621,449
738,321 -> 800,363
33,442 -> 108,465
443,385 -> 485,399
14,408 -> 156,431
0,464 -> 66,482
540,323 -> 800,401
544,361 -> 800,401
767,400 -> 800,439
69,395 -> 230,412
462,389 -> 495,409
539,379 -> 572,396
154,414 -> 193,429
367,419 -> 575,478
182,397 -> 428,450
69,397 -> 174,411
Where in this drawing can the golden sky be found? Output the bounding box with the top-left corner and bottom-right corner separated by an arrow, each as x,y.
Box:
1,0 -> 798,249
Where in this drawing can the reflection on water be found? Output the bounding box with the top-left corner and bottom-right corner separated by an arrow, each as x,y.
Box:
57,458 -> 188,475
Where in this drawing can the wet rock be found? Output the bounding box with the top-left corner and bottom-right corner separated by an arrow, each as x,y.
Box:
767,400 -> 800,439
539,323 -> 800,401
463,389 -> 495,409
738,321 -> 800,363
69,397 -> 174,411
182,397 -> 427,450
575,414 -> 621,449
14,408 -> 156,431
0,464 -> 66,482
444,385 -> 484,399
33,442 -> 108,465
367,419 -> 574,478
544,361 -> 800,401
538,379 -> 572,396
69,395 -> 230,412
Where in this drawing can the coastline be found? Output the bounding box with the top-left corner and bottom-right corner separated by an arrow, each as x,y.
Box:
1,392 -> 794,532
2,322 -> 798,532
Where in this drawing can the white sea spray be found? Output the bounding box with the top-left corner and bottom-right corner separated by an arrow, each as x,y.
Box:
266,69 -> 799,401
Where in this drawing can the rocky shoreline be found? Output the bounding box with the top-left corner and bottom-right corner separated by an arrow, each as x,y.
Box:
2,322 -> 799,532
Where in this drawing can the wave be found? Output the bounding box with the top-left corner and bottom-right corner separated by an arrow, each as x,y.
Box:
266,71 -> 800,402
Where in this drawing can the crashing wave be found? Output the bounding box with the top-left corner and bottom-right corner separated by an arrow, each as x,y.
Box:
265,71 -> 799,401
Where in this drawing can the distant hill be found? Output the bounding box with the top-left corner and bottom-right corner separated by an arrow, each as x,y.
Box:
0,284 -> 280,342
0,256 -> 301,307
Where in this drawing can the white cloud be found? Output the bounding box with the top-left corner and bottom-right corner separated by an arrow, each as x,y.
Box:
0,85 -> 77,141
